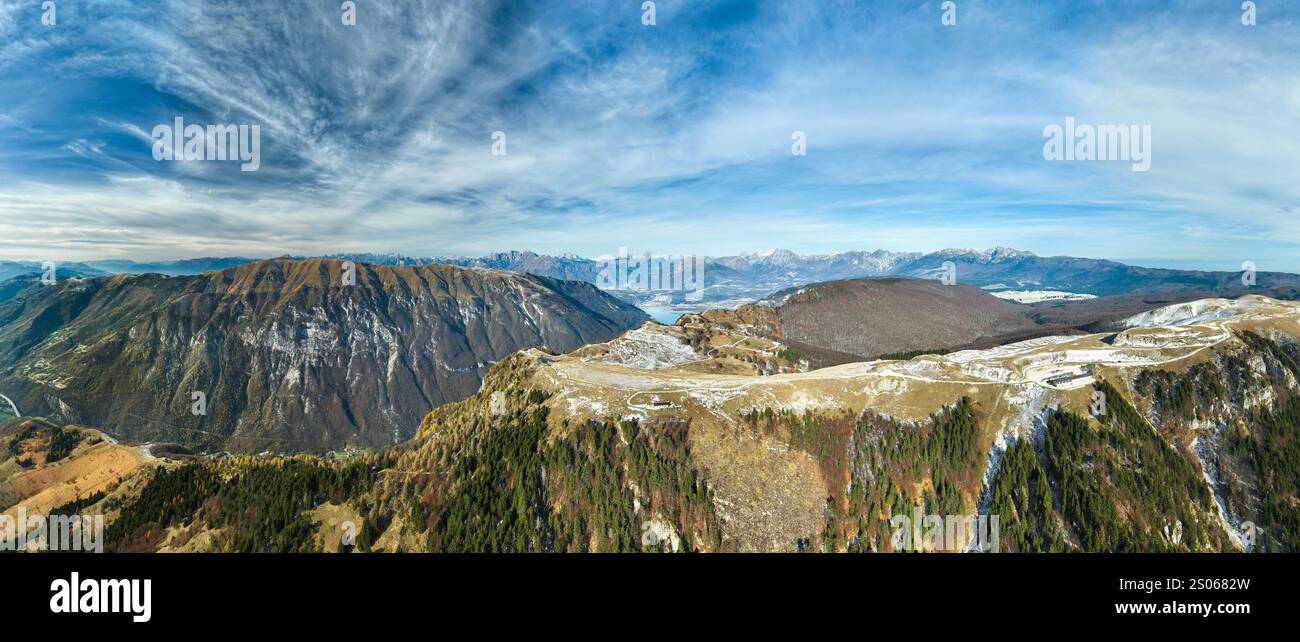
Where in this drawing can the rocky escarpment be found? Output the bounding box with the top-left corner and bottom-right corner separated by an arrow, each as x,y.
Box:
0,258 -> 647,452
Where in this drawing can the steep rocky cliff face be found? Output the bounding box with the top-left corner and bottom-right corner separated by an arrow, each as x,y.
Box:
1124,329 -> 1300,552
0,259 -> 646,452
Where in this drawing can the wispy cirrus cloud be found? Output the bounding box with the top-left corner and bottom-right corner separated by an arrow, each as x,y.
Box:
0,0 -> 1297,271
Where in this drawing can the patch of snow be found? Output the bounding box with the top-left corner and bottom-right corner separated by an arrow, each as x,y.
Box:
1191,431 -> 1251,551
596,326 -> 700,370
1120,297 -> 1275,328
958,363 -> 1014,382
1111,328 -> 1203,348
988,290 -> 1097,304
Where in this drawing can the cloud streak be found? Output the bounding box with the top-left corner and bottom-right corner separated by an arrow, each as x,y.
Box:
0,0 -> 1297,271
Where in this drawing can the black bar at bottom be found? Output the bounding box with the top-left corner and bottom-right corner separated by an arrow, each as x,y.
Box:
3,553 -> 1288,630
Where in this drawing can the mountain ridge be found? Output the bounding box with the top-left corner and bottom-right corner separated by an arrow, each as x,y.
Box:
10,246 -> 1295,301
0,258 -> 647,452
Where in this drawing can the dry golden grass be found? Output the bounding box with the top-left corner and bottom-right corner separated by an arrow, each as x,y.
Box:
309,502 -> 364,552
3,436 -> 146,517
157,523 -> 225,552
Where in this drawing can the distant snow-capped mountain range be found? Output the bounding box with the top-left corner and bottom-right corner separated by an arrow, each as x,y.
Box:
2,247 -> 1297,310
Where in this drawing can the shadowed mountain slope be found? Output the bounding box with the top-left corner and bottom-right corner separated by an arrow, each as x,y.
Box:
749,278 -> 1039,359
0,258 -> 646,452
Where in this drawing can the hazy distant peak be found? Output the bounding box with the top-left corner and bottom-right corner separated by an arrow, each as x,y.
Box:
932,247 -> 1036,261
743,248 -> 800,264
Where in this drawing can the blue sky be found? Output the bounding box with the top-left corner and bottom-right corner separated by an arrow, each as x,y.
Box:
1,0 -> 1298,271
